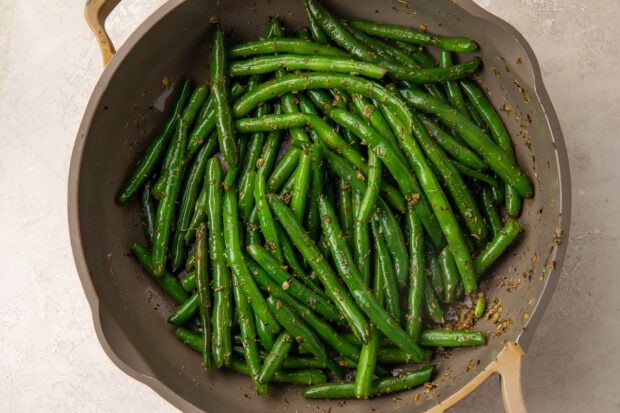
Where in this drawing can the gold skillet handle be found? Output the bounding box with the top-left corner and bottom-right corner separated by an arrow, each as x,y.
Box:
426,342 -> 527,413
84,0 -> 122,66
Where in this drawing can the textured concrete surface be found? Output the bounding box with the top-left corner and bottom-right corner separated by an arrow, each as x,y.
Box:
0,0 -> 618,412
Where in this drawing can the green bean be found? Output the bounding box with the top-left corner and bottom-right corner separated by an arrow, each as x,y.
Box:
459,78 -> 515,158
185,249 -> 196,270
424,279 -> 444,324
169,293 -> 199,326
376,330 -> 485,354
176,326 -> 202,352
474,293 -> 486,319
152,84 -> 209,199
229,55 -> 388,79
438,247 -> 461,304
413,112 -> 488,243
305,0 -> 377,62
326,107 -> 444,248
421,329 -> 486,347
405,208 -> 425,342
453,161 -> 499,186
223,189 -> 280,333
303,0 -> 329,44
307,112 -> 367,172
374,347 -> 431,364
350,18 -> 478,53
337,178 -> 355,251
222,138 -> 248,191
281,92 -> 312,144
375,198 -> 409,289
351,190 -> 371,286
399,88 -> 533,198
180,328 -> 330,384
231,358 -> 328,385
247,244 -> 338,322
194,223 -> 212,369
345,21 -> 403,66
257,331 -> 293,384
275,223 -> 306,276
211,24 -> 238,167
401,43 -> 437,68
291,148 -> 312,222
304,141 -> 324,242
180,271 -> 195,292
184,176 -> 207,246
356,150 -> 382,224
488,180 -> 505,205
130,243 -> 189,305
267,147 -> 301,193
282,357 -> 329,370
426,243 -> 445,300
349,94 -> 409,168
265,296 -> 330,367
245,258 -> 359,361
255,315 -> 276,352
186,83 -> 245,157
460,79 -> 523,217
322,148 -> 407,218
304,365 -> 434,399
481,184 -> 503,238
419,114 -> 488,171
237,112 -> 373,192
306,88 -> 344,112
297,92 -> 320,114
354,249 -> 383,399
504,184 -> 523,217
180,83 -> 209,127
319,197 -> 425,361
232,259 -> 268,395
169,135 -> 216,271
204,156 -> 232,368
152,118 -> 187,275
232,72 -> 412,131
255,104 -> 284,177
278,165 -> 296,196
383,42 -> 454,100
385,105 -> 478,294
228,38 -> 349,59
139,183 -> 156,245
370,216 -> 401,321
237,94 -> 269,220
264,15 -> 284,40
268,196 -> 369,343
279,224 -> 329,298
255,172 -> 284,263
380,54 -> 481,83
306,0 -> 479,82
474,218 -> 522,277
116,78 -> 191,204
439,50 -> 469,116
276,369 -> 329,385
246,207 -> 262,247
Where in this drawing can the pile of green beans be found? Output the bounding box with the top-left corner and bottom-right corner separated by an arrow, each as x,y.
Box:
116,0 -> 529,400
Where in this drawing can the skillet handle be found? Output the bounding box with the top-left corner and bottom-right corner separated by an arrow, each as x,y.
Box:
84,0 -> 122,66
426,342 -> 527,413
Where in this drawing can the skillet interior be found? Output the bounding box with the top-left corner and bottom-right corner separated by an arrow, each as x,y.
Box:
69,0 -> 570,411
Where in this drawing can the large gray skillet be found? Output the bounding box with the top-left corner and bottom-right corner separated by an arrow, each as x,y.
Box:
69,0 -> 571,411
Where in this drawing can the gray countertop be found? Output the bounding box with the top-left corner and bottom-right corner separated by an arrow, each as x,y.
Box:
1,0 -> 618,411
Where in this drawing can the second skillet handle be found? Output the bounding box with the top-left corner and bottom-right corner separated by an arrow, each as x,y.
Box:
496,342 -> 527,413
426,342 -> 527,413
84,0 -> 122,66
